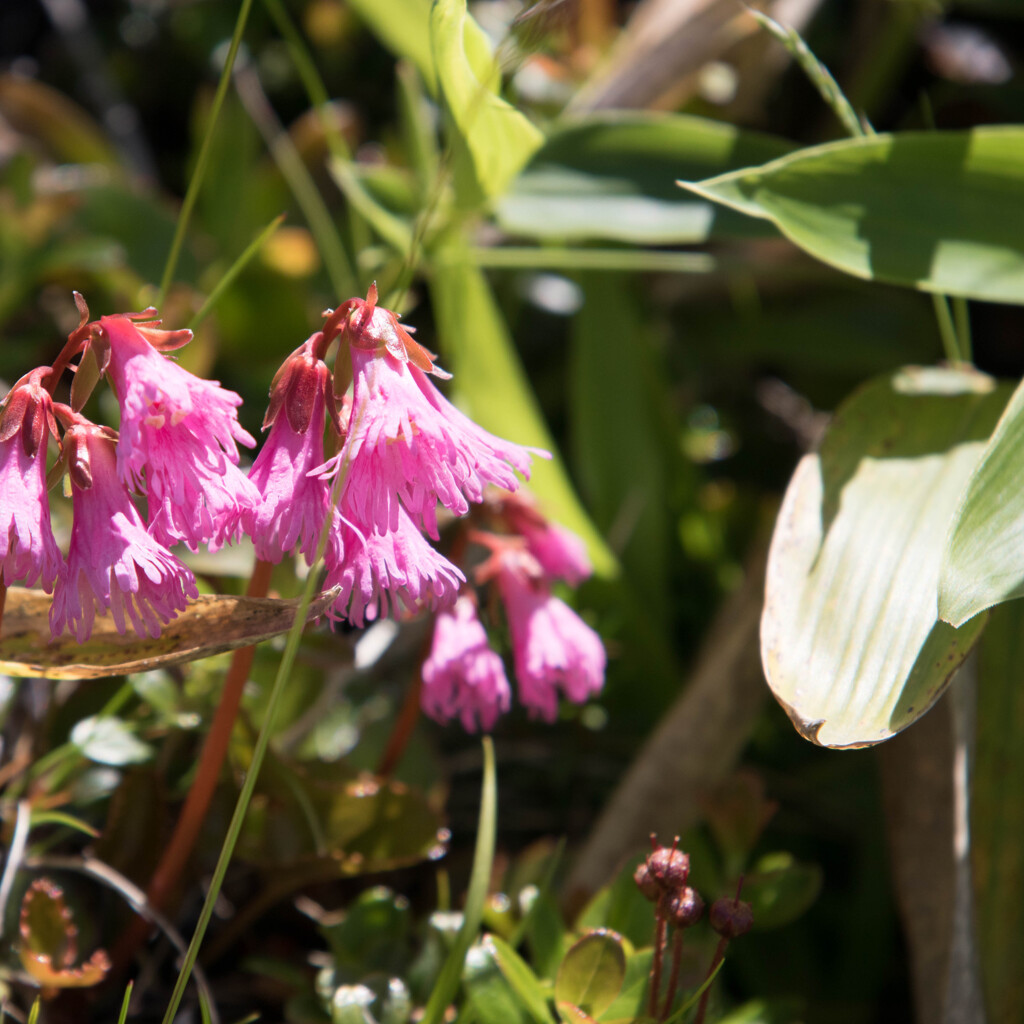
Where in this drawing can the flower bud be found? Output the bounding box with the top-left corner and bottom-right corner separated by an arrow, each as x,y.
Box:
634,860 -> 660,901
709,897 -> 753,939
665,887 -> 705,929
646,844 -> 690,892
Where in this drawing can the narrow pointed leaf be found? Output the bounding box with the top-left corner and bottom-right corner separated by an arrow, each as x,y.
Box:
0,587 -> 339,679
940,374 -> 1024,624
680,128 -> 1024,304
762,366 -> 1009,748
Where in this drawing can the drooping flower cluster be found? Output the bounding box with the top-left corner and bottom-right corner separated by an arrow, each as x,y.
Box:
0,297 -> 256,641
419,511 -> 604,730
2,287 -> 606,730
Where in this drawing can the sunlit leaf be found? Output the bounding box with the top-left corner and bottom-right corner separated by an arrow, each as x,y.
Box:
939,374 -> 1024,625
0,587 -> 338,679
499,112 -> 791,244
430,0 -> 542,199
681,128 -> 1024,304
463,938 -> 536,1024
70,716 -> 153,767
554,931 -> 626,1019
762,366 -> 1008,747
430,252 -> 615,576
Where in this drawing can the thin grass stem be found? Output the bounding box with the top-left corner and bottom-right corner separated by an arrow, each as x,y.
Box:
158,0 -> 255,306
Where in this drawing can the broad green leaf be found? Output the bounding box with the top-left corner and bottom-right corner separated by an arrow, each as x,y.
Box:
762,366 -> 1009,747
499,112 -> 792,245
940,374 -> 1024,625
554,931 -> 626,1019
70,716 -> 153,766
595,949 -> 652,1024
0,587 -> 339,679
974,600 -> 1024,1024
430,0 -> 543,199
430,252 -> 615,576
741,853 -> 823,930
681,128 -> 1024,304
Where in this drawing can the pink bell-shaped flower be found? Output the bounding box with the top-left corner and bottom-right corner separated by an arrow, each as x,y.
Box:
91,312 -> 258,551
50,418 -> 198,642
0,368 -> 63,592
499,491 -> 592,586
493,547 -> 605,721
421,593 -> 511,732
323,498 -> 464,628
320,287 -> 543,539
247,336 -> 337,564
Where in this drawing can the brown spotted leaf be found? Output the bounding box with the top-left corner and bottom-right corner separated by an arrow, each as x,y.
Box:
0,587 -> 338,680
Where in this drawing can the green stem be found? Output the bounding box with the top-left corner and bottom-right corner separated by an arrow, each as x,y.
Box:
158,0 -> 255,306
953,296 -> 973,364
188,214 -> 285,330
467,247 -> 714,274
932,293 -> 964,364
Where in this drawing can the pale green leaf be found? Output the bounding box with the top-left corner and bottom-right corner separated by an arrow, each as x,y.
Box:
71,716 -> 153,766
681,128 -> 1024,304
762,366 -> 1009,748
430,0 -> 543,199
940,373 -> 1024,625
499,112 -> 792,245
554,931 -> 626,1019
430,251 -> 615,576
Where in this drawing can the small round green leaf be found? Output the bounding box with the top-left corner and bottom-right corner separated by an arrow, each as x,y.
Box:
554,930 -> 626,1019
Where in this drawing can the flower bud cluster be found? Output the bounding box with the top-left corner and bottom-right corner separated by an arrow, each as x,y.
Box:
634,836 -> 703,930
0,288 -> 606,731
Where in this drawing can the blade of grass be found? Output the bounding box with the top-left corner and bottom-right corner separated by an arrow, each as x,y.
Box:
158,0 -> 255,305
26,1000 -> 39,1024
421,737 -> 498,1024
746,6 -> 870,138
116,982 -> 134,1024
262,0 -> 413,257
234,62 -> 357,298
188,213 -> 285,330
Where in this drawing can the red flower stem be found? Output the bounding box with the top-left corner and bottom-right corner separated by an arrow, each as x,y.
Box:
376,632 -> 433,777
648,907 -> 668,1019
113,559 -> 273,967
660,927 -> 684,1021
694,936 -> 729,1024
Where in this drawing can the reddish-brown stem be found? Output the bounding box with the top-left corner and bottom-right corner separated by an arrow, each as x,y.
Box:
660,927 -> 684,1021
694,935 -> 729,1024
375,634 -> 431,778
112,559 -> 273,968
648,907 -> 668,1019
0,581 -> 6,640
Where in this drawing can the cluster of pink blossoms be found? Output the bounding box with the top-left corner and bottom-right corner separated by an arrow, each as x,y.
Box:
0,288 -> 605,728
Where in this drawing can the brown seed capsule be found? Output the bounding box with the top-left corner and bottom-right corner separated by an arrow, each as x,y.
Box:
709,897 -> 754,939
646,845 -> 691,892
665,887 -> 705,929
634,860 -> 661,901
